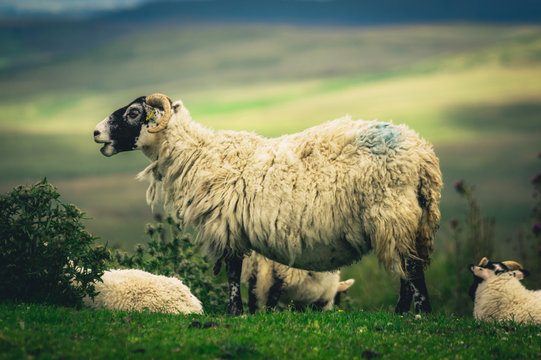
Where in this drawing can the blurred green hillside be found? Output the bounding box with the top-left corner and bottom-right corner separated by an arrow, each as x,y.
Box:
1,23 -> 540,304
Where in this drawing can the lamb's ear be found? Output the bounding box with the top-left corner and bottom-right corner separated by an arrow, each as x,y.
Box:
513,269 -> 530,280
337,279 -> 355,292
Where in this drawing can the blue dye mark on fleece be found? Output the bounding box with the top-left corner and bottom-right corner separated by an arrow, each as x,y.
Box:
356,123 -> 402,155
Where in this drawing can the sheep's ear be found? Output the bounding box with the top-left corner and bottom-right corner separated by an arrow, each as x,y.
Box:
337,279 -> 355,292
513,269 -> 530,280
478,257 -> 489,266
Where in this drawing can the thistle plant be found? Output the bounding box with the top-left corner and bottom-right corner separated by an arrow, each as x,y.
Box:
111,215 -> 229,314
449,179 -> 495,315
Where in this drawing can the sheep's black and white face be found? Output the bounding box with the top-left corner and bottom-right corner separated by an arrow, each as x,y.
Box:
94,96 -> 158,157
470,266 -> 528,281
468,261 -> 529,301
468,261 -> 509,301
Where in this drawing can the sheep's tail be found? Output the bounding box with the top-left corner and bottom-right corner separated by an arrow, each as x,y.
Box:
414,149 -> 443,267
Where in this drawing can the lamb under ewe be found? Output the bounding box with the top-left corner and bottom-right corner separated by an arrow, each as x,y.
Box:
469,264 -> 540,324
93,94 -> 443,315
241,251 -> 355,312
83,269 -> 203,314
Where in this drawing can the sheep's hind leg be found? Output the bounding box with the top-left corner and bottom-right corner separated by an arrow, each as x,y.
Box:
225,256 -> 244,316
395,258 -> 432,314
407,258 -> 432,314
395,277 -> 413,314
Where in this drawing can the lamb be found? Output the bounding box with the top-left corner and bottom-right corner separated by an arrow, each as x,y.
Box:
241,251 -> 355,312
93,93 -> 443,315
83,269 -> 203,314
469,264 -> 540,324
468,257 -> 524,302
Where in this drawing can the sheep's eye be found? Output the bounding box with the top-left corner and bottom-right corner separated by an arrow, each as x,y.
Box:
127,109 -> 140,118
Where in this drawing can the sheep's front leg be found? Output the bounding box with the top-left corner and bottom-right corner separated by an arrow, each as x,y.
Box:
225,256 -> 244,316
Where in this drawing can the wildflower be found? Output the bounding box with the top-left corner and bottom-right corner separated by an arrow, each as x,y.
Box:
454,179 -> 467,195
415,314 -> 422,320
532,222 -> 541,236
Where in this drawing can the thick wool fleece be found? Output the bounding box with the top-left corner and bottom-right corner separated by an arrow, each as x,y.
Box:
241,251 -> 340,310
138,103 -> 442,276
83,269 -> 203,314
474,272 -> 541,324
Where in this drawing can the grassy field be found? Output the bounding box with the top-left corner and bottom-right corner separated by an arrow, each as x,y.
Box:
1,23 -> 541,314
1,304 -> 540,360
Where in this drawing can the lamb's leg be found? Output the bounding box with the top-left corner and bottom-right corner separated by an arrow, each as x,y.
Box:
247,273 -> 258,314
406,258 -> 432,314
395,277 -> 413,314
225,256 -> 244,316
265,270 -> 284,311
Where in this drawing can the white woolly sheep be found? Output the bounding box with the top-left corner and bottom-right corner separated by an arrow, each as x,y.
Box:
241,251 -> 355,312
468,257 -> 524,302
93,93 -> 442,315
469,264 -> 540,324
83,269 -> 203,314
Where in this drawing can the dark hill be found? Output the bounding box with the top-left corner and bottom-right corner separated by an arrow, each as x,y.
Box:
105,0 -> 541,25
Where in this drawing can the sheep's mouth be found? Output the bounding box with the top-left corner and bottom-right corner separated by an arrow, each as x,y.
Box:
95,140 -> 117,157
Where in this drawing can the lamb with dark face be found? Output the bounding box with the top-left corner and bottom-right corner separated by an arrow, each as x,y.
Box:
468,257 -> 524,302
93,94 -> 172,157
468,260 -> 539,324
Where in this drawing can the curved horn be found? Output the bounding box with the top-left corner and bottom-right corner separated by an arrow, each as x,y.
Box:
502,261 -> 523,270
478,257 -> 489,266
146,93 -> 172,133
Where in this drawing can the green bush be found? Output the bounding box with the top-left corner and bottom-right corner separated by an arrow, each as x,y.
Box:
0,179 -> 109,307
110,215 -> 229,314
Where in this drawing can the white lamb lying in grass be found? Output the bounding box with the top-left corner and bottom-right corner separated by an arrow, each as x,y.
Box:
469,264 -> 541,324
241,251 -> 355,312
83,269 -> 203,314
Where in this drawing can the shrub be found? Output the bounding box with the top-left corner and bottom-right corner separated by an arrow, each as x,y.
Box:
110,215 -> 229,314
0,179 -> 109,307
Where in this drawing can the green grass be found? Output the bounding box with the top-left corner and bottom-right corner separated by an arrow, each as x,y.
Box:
1,304 -> 539,360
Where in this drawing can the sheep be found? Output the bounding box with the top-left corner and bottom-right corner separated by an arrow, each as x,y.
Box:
241,251 -> 355,312
468,257 -> 524,302
93,93 -> 443,315
83,269 -> 203,314
469,264 -> 540,324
